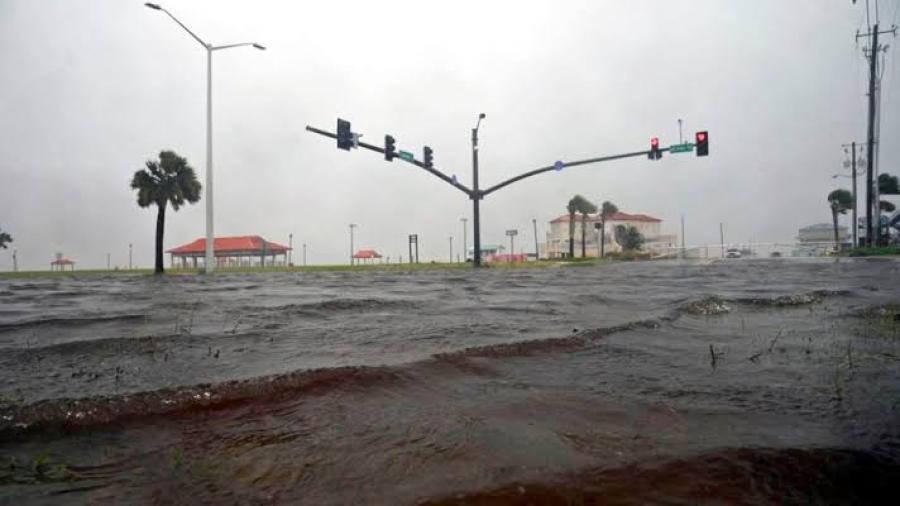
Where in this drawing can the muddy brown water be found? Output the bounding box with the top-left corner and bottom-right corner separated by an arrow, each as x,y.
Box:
1,258 -> 899,504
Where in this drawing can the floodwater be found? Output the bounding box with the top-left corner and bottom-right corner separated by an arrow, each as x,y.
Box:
1,258 -> 899,504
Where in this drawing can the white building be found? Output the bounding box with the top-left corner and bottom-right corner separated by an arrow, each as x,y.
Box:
542,212 -> 677,258
793,223 -> 849,256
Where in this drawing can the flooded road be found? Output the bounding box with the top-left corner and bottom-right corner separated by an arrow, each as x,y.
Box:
1,258 -> 899,504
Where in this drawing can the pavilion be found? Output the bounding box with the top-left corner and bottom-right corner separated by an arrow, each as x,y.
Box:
167,235 -> 291,269
352,249 -> 383,265
50,254 -> 75,272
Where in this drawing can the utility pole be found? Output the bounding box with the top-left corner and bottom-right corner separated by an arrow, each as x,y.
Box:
472,114 -> 485,266
460,218 -> 468,263
532,218 -> 539,260
680,215 -> 686,259
288,233 -> 293,266
449,236 -> 453,263
841,142 -> 864,248
303,243 -> 307,266
349,224 -> 356,266
857,22 -> 897,245
129,243 -> 133,270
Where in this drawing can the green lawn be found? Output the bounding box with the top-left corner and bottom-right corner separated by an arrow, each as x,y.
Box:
0,259 -> 605,279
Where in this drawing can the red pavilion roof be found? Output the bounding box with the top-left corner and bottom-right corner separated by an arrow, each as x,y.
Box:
166,236 -> 290,255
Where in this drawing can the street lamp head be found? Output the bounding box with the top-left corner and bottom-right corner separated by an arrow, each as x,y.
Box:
252,43 -> 267,50
144,3 -> 162,10
479,113 -> 486,119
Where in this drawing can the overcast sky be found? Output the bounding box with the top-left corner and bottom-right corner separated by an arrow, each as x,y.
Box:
1,0 -> 898,269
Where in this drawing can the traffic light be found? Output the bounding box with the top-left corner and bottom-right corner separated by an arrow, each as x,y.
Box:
423,146 -> 434,168
384,135 -> 396,161
695,131 -> 709,157
336,118 -> 352,151
648,137 -> 662,160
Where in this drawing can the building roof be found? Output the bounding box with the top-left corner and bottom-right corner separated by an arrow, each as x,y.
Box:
167,236 -> 290,255
50,257 -> 75,265
353,249 -> 382,259
550,212 -> 661,224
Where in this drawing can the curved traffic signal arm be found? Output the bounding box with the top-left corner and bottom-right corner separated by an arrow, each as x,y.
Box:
305,125 -> 472,197
480,147 -> 668,197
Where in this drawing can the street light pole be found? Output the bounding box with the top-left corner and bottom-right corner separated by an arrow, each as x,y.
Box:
472,113 -> 485,267
289,233 -> 293,266
303,243 -> 307,266
449,236 -> 453,263
144,3 -> 265,274
460,217 -> 468,263
349,224 -> 356,266
532,218 -> 539,260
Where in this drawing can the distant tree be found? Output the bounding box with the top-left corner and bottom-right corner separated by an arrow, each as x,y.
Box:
566,198 -> 578,258
874,174 -> 898,245
0,227 -> 11,250
598,201 -> 618,258
614,225 -> 645,251
827,189 -> 853,251
879,173 -> 899,194
131,151 -> 202,274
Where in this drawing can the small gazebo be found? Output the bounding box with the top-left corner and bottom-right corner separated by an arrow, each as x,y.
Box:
352,249 -> 383,265
50,253 -> 75,272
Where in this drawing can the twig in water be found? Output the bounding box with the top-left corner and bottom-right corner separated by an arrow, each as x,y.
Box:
768,330 -> 783,353
847,340 -> 853,370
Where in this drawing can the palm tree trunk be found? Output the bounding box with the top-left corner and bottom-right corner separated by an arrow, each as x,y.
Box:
155,201 -> 166,274
831,205 -> 839,254
568,213 -> 575,258
600,219 -> 606,258
580,213 -> 587,258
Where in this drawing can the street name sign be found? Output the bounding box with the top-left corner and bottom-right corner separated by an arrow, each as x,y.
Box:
669,143 -> 694,153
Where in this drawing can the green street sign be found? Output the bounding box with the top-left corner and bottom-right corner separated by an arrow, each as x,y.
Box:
669,143 -> 694,153
399,151 -> 415,162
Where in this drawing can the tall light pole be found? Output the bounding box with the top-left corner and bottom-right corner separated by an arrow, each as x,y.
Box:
460,217 -> 468,262
288,233 -> 293,266
144,3 -> 265,274
349,224 -> 357,266
303,243 -> 307,266
449,236 -> 453,263
129,243 -> 133,270
471,113 -> 485,266
532,218 -> 539,260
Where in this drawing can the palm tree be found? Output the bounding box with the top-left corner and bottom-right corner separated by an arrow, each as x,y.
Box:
566,197 -> 578,258
598,201 -> 618,258
131,151 -> 202,274
827,189 -> 853,253
578,197 -> 597,258
0,227 -> 11,250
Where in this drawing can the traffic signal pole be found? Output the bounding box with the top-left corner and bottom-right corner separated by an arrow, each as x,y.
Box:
306,123 -> 683,267
472,126 -> 483,266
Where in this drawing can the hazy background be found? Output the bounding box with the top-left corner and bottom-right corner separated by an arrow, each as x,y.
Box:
0,0 -> 897,269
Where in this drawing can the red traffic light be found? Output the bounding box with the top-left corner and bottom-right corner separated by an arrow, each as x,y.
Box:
695,131 -> 709,157
651,137 -> 659,148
